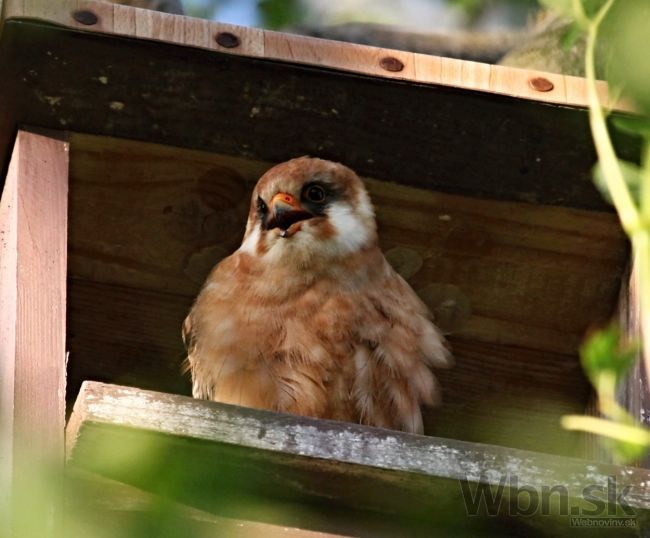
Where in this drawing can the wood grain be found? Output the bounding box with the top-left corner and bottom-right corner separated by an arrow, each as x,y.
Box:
1,0 -> 632,112
65,133 -> 627,453
68,133 -> 627,355
0,20 -> 638,211
65,382 -> 649,536
0,130 -> 69,537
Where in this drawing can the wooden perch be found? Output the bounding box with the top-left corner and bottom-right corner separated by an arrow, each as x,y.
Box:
66,382 -> 650,536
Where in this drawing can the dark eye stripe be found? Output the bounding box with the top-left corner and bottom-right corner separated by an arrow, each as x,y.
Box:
256,196 -> 268,214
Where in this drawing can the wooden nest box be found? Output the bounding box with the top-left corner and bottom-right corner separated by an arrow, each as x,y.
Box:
1,1 -> 648,536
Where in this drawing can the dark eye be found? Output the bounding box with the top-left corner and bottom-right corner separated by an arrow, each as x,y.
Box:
304,184 -> 327,203
256,196 -> 268,214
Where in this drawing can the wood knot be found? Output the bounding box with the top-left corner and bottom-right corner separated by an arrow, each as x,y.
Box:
529,77 -> 554,93
215,32 -> 241,49
72,9 -> 98,26
380,56 -> 404,73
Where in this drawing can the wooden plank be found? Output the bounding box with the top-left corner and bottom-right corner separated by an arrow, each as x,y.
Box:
0,130 -> 69,536
65,278 -> 586,454
66,469 -> 348,538
66,382 -> 649,536
0,20 -> 640,211
67,133 -> 627,356
1,0 -> 632,112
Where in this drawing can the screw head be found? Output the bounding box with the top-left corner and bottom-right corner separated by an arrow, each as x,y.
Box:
380,56 -> 405,73
529,77 -> 554,92
72,9 -> 98,26
215,32 -> 241,49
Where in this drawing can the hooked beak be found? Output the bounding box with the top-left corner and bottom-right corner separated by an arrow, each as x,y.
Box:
266,192 -> 313,235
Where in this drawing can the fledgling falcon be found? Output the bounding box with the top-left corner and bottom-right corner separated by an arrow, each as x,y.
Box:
183,157 -> 451,433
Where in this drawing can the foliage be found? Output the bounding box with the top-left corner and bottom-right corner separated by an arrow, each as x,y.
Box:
549,0 -> 650,464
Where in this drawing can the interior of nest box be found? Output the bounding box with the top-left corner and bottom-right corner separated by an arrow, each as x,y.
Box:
65,132 -> 629,457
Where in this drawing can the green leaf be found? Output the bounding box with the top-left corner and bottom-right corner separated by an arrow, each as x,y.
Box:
257,0 -> 304,29
612,114 -> 650,138
539,0 -> 575,19
592,159 -> 642,205
580,325 -> 638,387
561,21 -> 584,49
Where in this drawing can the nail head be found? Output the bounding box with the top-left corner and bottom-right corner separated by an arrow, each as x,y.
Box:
72,9 -> 98,26
380,56 -> 404,73
216,32 -> 241,49
529,77 -> 554,92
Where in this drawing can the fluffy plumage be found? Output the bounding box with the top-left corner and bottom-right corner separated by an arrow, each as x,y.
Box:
183,157 -> 451,433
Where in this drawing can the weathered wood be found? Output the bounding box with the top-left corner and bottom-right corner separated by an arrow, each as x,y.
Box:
65,278 -> 587,453
66,469 -> 346,538
66,382 -> 649,536
0,19 -> 640,211
64,133 -> 627,452
0,130 -> 69,536
67,133 -> 627,356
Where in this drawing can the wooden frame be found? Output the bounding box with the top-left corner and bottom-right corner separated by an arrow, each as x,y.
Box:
0,130 -> 69,536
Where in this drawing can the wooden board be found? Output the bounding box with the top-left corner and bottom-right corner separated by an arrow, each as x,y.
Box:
64,132 -> 628,453
0,130 -> 69,536
66,382 -> 650,537
2,0 -> 620,110
0,19 -> 640,211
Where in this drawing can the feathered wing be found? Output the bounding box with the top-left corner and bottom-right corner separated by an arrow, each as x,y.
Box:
350,258 -> 452,434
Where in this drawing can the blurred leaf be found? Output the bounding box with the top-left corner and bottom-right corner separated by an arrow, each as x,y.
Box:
257,0 -> 304,29
580,324 -> 638,387
605,3 -> 650,117
560,21 -> 583,48
612,114 -> 650,138
539,0 -> 576,19
592,159 -> 642,205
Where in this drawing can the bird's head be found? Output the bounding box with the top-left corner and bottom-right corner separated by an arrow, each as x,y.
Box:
240,157 -> 377,268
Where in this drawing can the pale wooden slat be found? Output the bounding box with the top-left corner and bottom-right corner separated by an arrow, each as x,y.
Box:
112,2 -> 136,35
3,0 -> 631,112
264,30 -> 416,80
2,0 -> 632,111
489,64 -> 568,104
0,130 -> 69,537
208,21 -> 264,56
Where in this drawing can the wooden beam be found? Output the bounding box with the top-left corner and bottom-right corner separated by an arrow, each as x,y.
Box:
0,19 -> 640,211
0,130 -> 69,536
67,382 -> 650,536
1,0 -> 622,111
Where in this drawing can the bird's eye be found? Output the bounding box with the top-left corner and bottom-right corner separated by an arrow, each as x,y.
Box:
256,196 -> 268,214
304,184 -> 327,203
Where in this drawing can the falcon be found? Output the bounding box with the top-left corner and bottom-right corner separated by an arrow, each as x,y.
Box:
183,157 -> 451,433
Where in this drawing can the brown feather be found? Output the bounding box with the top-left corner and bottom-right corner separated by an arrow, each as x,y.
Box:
184,157 -> 452,433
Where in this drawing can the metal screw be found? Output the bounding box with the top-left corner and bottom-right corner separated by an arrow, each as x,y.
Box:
72,9 -> 98,26
380,56 -> 404,72
215,32 -> 241,48
529,77 -> 554,92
